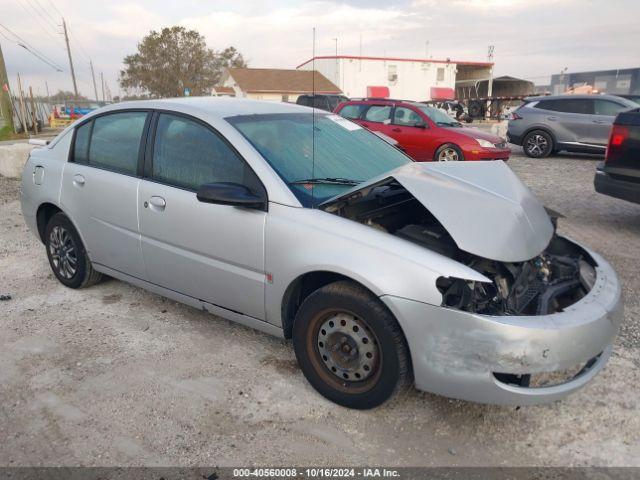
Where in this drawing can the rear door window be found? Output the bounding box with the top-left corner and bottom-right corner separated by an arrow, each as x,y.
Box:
363,105 -> 392,123
536,99 -> 592,114
88,112 -> 147,175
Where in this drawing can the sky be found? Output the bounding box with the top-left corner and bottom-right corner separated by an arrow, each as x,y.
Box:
1,0 -> 639,99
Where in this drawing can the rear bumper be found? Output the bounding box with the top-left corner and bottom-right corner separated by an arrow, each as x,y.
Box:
594,168 -> 640,205
381,243 -> 623,405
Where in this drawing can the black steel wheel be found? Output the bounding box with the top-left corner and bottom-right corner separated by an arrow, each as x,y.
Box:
293,280 -> 411,409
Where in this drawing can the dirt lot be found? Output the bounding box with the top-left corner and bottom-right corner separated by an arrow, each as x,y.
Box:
1,151 -> 639,467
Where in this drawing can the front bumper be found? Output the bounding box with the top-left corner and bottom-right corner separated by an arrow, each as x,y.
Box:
381,245 -> 623,405
594,168 -> 640,205
465,146 -> 511,161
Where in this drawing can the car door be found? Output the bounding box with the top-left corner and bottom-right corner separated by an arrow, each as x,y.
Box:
138,112 -> 267,320
359,104 -> 394,137
536,98 -> 593,145
60,110 -> 149,279
388,106 -> 429,161
591,99 -> 631,146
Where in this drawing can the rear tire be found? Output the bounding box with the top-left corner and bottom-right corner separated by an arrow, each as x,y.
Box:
45,212 -> 102,289
523,130 -> 554,158
293,280 -> 411,409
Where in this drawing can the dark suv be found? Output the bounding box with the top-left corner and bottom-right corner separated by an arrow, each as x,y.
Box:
507,94 -> 637,158
296,94 -> 349,112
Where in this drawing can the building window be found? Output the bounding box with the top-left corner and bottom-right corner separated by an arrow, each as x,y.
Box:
437,67 -> 445,82
282,94 -> 289,102
388,65 -> 398,86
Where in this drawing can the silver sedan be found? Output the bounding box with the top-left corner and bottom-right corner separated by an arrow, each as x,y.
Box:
20,98 -> 622,409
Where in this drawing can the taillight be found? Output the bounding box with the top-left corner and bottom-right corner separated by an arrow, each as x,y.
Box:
605,124 -> 629,162
507,112 -> 522,120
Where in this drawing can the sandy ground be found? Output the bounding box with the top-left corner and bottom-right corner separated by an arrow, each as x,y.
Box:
1,151 -> 639,467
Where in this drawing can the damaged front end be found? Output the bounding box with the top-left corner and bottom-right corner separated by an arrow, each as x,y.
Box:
321,161 -> 596,316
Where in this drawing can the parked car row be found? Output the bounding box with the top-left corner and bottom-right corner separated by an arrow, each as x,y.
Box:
21,97 -> 623,409
335,98 -> 510,162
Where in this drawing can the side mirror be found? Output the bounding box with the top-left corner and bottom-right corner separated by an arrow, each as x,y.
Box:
196,182 -> 267,211
382,119 -> 391,125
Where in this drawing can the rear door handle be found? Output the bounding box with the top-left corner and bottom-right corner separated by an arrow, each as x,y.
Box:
547,116 -> 558,121
392,128 -> 401,132
147,196 -> 166,212
593,119 -> 607,124
72,174 -> 85,187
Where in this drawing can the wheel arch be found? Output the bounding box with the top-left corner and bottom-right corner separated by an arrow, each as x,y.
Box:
281,270 -> 385,339
36,202 -> 63,243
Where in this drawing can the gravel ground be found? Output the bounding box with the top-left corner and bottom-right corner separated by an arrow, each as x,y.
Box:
1,152 -> 639,467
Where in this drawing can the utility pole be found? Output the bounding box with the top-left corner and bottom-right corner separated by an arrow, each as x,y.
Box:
332,37 -> 339,87
17,74 -> 28,134
100,72 -> 105,102
0,41 -> 15,133
62,18 -> 79,100
89,60 -> 99,103
486,45 -> 495,118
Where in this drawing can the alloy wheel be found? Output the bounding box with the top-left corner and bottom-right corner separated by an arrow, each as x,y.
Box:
48,225 -> 78,279
438,147 -> 460,161
525,134 -> 548,157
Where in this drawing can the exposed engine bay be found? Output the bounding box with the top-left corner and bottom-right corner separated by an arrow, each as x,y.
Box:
323,180 -> 597,316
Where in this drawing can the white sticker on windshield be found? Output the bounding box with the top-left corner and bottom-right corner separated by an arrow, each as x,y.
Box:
326,114 -> 362,131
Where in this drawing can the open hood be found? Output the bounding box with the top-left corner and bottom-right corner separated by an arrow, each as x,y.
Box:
321,161 -> 554,262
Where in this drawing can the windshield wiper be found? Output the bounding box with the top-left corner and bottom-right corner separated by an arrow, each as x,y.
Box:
289,177 -> 362,186
437,121 -> 462,127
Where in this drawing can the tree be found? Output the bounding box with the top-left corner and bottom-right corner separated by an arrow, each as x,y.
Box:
49,90 -> 89,103
119,26 -> 247,98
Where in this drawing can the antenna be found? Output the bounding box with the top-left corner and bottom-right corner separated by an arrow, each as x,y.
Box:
311,26 -> 316,206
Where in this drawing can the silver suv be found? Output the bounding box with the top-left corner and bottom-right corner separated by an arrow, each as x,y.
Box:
507,94 -> 638,158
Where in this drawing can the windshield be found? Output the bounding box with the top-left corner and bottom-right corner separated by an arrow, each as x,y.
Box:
227,113 -> 411,207
416,105 -> 461,127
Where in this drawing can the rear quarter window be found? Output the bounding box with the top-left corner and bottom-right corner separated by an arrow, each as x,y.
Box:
338,104 -> 365,119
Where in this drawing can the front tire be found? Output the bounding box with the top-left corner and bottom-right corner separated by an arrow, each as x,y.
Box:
435,143 -> 464,162
45,212 -> 102,289
293,281 -> 411,409
523,130 -> 553,158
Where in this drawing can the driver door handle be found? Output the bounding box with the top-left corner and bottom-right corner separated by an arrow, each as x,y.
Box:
547,116 -> 558,121
392,127 -> 402,132
72,174 -> 85,187
147,196 -> 166,212
593,119 -> 607,124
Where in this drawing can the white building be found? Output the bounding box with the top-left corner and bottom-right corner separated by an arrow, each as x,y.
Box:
297,55 -> 493,101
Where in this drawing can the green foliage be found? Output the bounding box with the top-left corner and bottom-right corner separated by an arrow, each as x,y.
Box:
119,26 -> 247,98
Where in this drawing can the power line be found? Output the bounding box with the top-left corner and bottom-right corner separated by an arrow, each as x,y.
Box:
44,0 -> 63,20
0,23 -> 65,71
31,0 -> 60,30
14,0 -> 66,50
17,0 -> 61,42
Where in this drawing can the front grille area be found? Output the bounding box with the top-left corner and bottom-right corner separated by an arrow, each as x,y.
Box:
493,353 -> 602,388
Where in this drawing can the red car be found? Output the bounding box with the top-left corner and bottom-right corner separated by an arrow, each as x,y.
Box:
335,99 -> 510,162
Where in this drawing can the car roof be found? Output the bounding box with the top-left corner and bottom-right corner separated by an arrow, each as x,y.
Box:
524,94 -> 635,103
343,98 -> 427,107
93,96 -> 315,119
